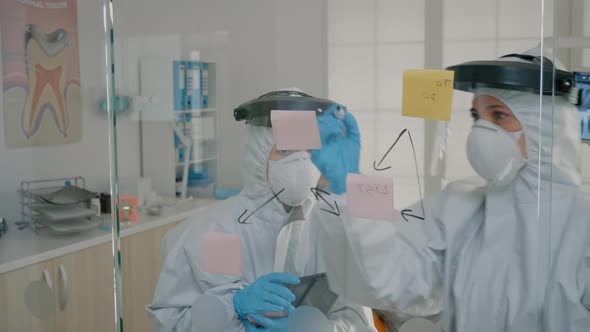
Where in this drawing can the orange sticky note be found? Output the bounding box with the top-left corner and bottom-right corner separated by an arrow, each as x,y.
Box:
200,232 -> 242,276
270,110 -> 321,150
346,174 -> 395,221
402,69 -> 454,121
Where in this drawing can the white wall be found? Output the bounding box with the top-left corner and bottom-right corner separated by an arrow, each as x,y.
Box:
113,0 -> 327,189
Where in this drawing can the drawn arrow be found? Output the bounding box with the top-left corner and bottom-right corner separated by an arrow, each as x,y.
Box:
373,129 -> 408,171
310,188 -> 340,216
238,189 -> 285,224
401,209 -> 425,222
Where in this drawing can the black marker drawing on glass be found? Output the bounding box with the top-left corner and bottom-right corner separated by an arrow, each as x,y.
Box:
238,189 -> 285,224
373,129 -> 426,222
310,188 -> 340,216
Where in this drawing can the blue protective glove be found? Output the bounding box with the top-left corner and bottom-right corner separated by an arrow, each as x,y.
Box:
311,104 -> 361,194
233,272 -> 300,328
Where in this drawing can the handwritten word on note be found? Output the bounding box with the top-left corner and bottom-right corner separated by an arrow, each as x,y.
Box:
200,232 -> 242,276
402,69 -> 454,121
346,174 -> 395,221
270,110 -> 321,150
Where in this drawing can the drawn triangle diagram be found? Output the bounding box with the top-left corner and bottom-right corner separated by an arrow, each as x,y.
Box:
373,129 -> 426,222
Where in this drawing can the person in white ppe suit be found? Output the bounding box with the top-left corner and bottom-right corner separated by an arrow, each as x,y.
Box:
146,90 -> 375,331
314,49 -> 590,332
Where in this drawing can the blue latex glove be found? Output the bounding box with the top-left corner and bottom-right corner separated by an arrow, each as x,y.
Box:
244,316 -> 288,332
311,104 -> 361,194
233,272 -> 300,327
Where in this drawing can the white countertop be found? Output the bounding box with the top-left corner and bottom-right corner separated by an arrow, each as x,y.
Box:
0,198 -> 216,274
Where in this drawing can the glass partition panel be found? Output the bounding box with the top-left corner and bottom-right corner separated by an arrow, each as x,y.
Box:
545,0 -> 590,330
0,1 -> 120,332
107,1 -> 590,332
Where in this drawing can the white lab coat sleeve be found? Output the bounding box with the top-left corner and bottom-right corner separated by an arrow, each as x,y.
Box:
305,202 -> 377,332
327,297 -> 377,332
343,210 -> 445,312
146,237 -> 247,332
316,193 -> 445,316
343,200 -> 445,312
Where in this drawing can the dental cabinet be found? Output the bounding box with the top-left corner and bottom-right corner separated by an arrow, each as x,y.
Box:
0,199 -> 214,332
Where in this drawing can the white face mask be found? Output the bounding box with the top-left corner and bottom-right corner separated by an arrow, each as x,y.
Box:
466,120 -> 527,189
267,151 -> 321,207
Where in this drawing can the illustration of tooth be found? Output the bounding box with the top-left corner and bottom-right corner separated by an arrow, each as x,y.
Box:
21,25 -> 71,138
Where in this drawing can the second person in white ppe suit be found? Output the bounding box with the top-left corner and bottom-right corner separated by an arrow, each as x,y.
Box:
146,90 -> 375,331
313,50 -> 590,331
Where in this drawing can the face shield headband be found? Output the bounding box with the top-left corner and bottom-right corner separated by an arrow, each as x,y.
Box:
233,90 -> 342,127
446,53 -> 580,105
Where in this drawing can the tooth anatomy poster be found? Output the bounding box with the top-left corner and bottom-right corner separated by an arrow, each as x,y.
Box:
1,0 -> 81,148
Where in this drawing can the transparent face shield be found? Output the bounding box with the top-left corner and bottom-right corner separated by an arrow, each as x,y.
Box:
445,53 -> 581,189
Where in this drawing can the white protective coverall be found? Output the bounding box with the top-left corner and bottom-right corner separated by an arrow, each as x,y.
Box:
146,125 -> 375,332
314,88 -> 590,331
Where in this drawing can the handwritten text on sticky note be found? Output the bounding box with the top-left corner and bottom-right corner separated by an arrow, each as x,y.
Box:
271,110 -> 321,150
346,174 -> 395,221
402,69 -> 454,121
200,232 -> 242,276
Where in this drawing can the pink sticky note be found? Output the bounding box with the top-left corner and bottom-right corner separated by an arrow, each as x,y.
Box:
346,174 -> 395,221
270,110 -> 321,150
200,232 -> 242,276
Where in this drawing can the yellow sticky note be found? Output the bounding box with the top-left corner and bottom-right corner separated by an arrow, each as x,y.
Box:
402,69 -> 455,121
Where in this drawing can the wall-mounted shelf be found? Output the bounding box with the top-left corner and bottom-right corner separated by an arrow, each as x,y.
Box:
175,108 -> 216,115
